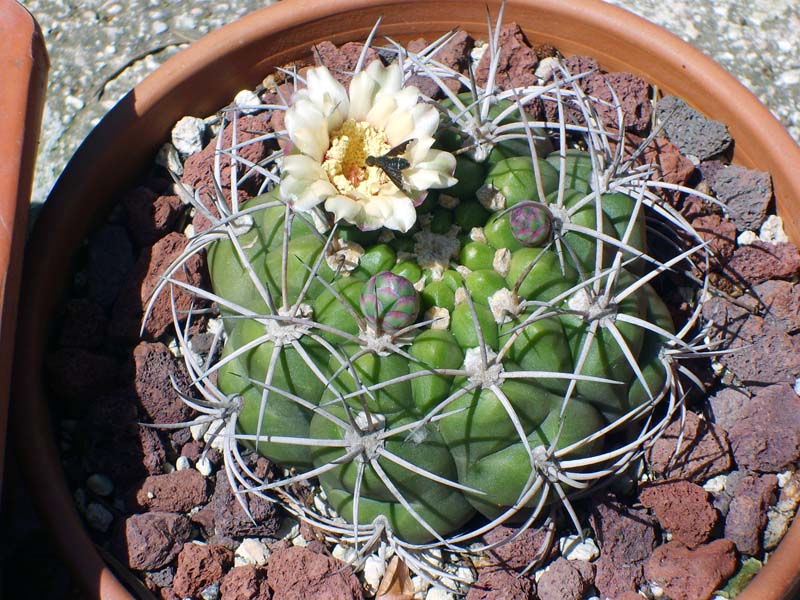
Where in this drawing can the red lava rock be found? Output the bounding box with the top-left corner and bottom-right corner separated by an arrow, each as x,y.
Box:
83,393 -> 167,484
713,310 -> 800,387
132,341 -> 195,425
725,241 -> 800,286
407,31 -> 474,98
644,137 -> 696,189
45,348 -> 119,400
86,224 -> 135,308
561,55 -> 600,79
312,40 -> 381,87
615,594 -> 646,600
132,469 -> 210,513
536,558 -> 594,600
212,470 -> 281,538
656,95 -> 732,160
111,232 -> 208,341
584,72 -> 653,134
590,498 -> 658,598
58,298 -> 108,349
465,567 -> 535,600
645,539 -> 738,600
728,384 -> 800,472
645,411 -> 733,483
173,543 -> 234,598
143,567 -> 174,593
180,439 -> 204,462
708,387 -> 751,433
475,23 -> 538,89
266,545 -> 364,600
123,186 -> 186,247
118,512 -> 193,571
482,524 -> 555,569
725,474 -> 778,556
691,213 -> 738,269
182,114 -> 272,202
220,565 -> 271,600
710,164 -> 772,231
754,279 -> 800,334
639,480 -> 719,548
160,589 -> 180,600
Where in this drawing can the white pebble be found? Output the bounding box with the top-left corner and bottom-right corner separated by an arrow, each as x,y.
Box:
332,543 -> 358,564
291,535 -> 309,547
172,116 -> 207,156
411,575 -> 429,599
152,20 -> 168,35
777,470 -> 794,488
85,503 -> 114,532
649,583 -> 665,597
703,474 -> 728,495
794,377 -> 800,397
163,462 -> 176,474
175,456 -> 191,471
196,456 -> 213,477
363,555 -> 387,593
234,89 -> 262,114
558,535 -> 600,561
86,474 -> 114,497
759,215 -> 789,244
736,230 -> 759,246
535,56 -> 560,80
235,538 -> 270,566
190,421 -> 210,442
426,587 -> 455,600
156,143 -> 183,176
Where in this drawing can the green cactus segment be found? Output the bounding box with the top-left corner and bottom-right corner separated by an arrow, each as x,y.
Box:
207,115 -> 676,542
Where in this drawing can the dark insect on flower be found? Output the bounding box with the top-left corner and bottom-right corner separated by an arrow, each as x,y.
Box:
366,139 -> 413,194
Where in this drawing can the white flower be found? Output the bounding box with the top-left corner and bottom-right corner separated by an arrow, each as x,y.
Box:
280,61 -> 457,232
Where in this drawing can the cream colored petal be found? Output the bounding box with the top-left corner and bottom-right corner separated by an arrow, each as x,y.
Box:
324,194 -> 363,225
404,149 -> 458,190
363,194 -> 417,232
407,103 -> 440,140
282,153 -> 326,179
365,95 -> 399,130
370,60 -> 404,96
385,110 -> 416,147
285,98 -> 329,161
294,178 -> 338,211
306,66 -> 349,131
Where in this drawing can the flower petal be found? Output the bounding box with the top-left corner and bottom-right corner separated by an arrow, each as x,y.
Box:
285,97 -> 329,161
324,194 -> 363,224
306,66 -> 349,131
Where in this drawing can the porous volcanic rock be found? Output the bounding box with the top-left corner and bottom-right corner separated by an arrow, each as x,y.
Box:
482,524 -> 556,569
656,95 -> 731,160
220,565 -> 271,600
211,469 -> 281,538
725,474 -> 779,556
132,469 -> 210,513
131,341 -> 196,425
266,545 -> 363,600
536,558 -> 594,600
645,539 -> 738,600
475,23 -> 538,89
312,41 -> 381,87
173,543 -> 234,599
710,164 -> 772,231
117,512 -> 193,571
639,480 -> 719,548
407,31 -> 474,98
725,241 -> 800,286
754,279 -> 800,334
465,567 -> 535,600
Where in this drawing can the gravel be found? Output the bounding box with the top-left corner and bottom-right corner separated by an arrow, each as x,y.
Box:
20,0 -> 800,209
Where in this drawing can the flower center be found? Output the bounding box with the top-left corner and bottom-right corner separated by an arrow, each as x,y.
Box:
322,119 -> 391,196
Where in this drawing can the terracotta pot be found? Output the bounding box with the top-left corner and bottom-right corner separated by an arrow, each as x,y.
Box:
0,0 -> 48,496
12,1 -> 800,598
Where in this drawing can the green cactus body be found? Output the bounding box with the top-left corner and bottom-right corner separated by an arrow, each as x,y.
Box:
201,87 -> 681,546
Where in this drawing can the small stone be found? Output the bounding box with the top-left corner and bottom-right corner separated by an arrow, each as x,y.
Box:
85,502 -> 114,532
156,143 -> 183,176
690,213 -> 737,269
475,23 -> 538,90
312,40 -> 381,87
266,545 -> 364,600
407,31 -> 474,97
234,539 -> 270,567
220,565 -> 270,600
725,241 -> 800,286
362,555 -> 385,594
201,582 -> 221,600
558,535 -> 600,561
173,543 -> 234,599
175,456 -> 191,471
725,474 -> 778,555
728,384 -> 800,472
123,187 -> 186,247
234,89 -> 262,114
656,95 -> 731,160
86,473 -> 114,497
645,540 -> 738,600
590,498 -> 657,598
711,164 -> 772,231
753,280 -> 800,334
759,214 -> 789,244
425,587 -> 455,600
132,469 -> 210,513
639,481 -> 719,548
708,387 -> 750,432
737,230 -> 759,245
536,558 -> 594,600
86,224 -> 135,308
212,470 -> 281,538
131,341 -> 196,425
172,116 -> 207,156
197,456 -> 214,477
118,512 -> 193,571
645,411 -> 733,483
482,525 -> 556,569
465,567 -> 535,600
703,474 -> 728,496
764,472 -> 800,550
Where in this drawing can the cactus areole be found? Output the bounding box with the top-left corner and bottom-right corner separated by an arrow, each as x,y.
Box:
157,16 -> 709,574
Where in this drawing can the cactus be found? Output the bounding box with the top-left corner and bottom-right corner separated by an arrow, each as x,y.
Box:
152,11 -> 715,584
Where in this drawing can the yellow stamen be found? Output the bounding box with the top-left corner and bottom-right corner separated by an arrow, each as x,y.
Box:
322,119 -> 391,196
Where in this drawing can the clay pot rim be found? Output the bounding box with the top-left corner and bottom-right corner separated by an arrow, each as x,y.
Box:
0,0 -> 48,494
12,1 -> 800,599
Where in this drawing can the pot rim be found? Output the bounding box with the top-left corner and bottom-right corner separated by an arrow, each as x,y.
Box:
0,0 -> 48,495
13,1 -> 800,599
